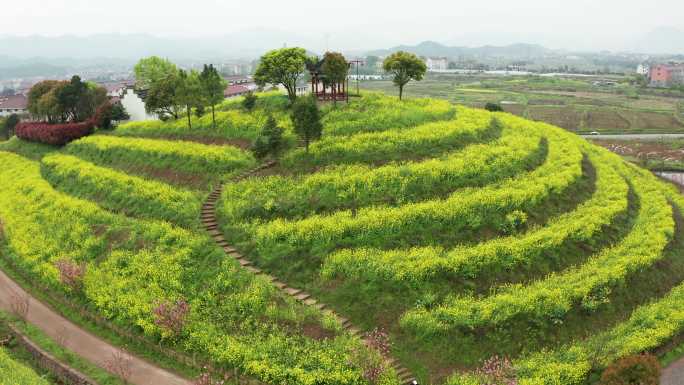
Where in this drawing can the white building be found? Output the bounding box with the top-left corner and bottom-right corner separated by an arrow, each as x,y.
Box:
120,87 -> 157,121
425,57 -> 448,72
349,74 -> 384,80
637,64 -> 650,76
0,95 -> 28,117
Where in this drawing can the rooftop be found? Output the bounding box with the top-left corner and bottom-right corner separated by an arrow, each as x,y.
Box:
0,94 -> 28,110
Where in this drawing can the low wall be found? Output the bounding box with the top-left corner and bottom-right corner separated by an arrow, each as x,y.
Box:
6,323 -> 98,385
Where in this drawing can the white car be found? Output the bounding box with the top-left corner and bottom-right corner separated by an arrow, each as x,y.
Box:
590,131 -> 600,135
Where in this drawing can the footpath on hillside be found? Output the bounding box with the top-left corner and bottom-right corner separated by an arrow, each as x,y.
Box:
0,267 -> 191,385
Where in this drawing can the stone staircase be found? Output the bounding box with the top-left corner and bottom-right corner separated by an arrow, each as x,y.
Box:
200,162 -> 419,385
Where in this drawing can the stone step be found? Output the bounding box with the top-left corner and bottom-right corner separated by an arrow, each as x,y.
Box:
284,287 -> 301,296
207,229 -> 222,236
227,251 -> 242,259
261,274 -> 276,282
303,298 -> 317,306
314,303 -> 326,311
212,235 -> 225,242
295,292 -> 310,301
347,326 -> 361,336
244,266 -> 261,274
272,281 -> 287,289
223,246 -> 236,253
237,259 -> 252,267
396,368 -> 409,376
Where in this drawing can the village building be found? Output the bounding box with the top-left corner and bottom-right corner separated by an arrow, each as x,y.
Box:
0,94 -> 28,117
224,84 -> 251,99
637,63 -> 650,76
649,64 -> 684,87
424,57 -> 448,72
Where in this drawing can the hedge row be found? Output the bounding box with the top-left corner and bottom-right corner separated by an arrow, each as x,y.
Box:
219,122 -> 545,223
16,120 -> 95,145
321,146 -> 628,286
252,128 -> 583,262
401,160 -> 674,334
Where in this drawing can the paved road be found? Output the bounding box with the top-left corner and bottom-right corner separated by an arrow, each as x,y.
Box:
661,359 -> 684,385
582,134 -> 684,140
0,268 -> 191,385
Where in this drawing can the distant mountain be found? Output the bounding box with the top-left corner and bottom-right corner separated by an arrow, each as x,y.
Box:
366,41 -> 552,58
631,27 -> 684,54
0,31 -> 322,62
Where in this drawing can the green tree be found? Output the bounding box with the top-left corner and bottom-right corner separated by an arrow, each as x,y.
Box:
27,79 -> 106,123
134,56 -> 182,119
27,80 -> 64,123
251,115 -> 284,159
291,96 -> 322,153
485,102 -> 503,112
199,64 -> 227,128
110,102 -> 130,122
4,114 -> 20,138
242,91 -> 257,111
254,47 -> 308,102
382,51 -> 427,100
321,51 -> 349,105
144,73 -> 182,119
134,56 -> 178,90
175,70 -> 203,129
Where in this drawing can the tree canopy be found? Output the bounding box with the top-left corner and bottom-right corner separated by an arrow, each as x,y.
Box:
321,51 -> 349,104
134,56 -> 183,119
27,77 -> 107,123
291,96 -> 322,153
175,69 -> 203,129
199,64 -> 227,128
382,51 -> 427,100
254,47 -> 308,102
134,56 -> 178,90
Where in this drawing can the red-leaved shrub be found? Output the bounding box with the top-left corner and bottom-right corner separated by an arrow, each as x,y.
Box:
600,354 -> 661,385
16,120 -> 95,145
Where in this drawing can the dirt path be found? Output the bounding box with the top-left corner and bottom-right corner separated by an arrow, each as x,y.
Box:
0,268 -> 191,385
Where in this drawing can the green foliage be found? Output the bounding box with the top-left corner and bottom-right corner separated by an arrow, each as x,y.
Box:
254,47 -> 308,101
109,102 -> 130,123
291,95 -> 323,153
322,145 -> 628,287
41,153 -> 202,227
322,92 -> 456,136
4,114 -> 20,138
0,347 -> 50,385
485,102 -> 503,112
64,135 -> 256,178
27,77 -> 107,123
241,91 -> 257,111
382,51 -> 427,100
176,69 -> 203,129
0,150 -> 377,385
251,115 -> 284,160
401,163 -> 673,335
223,118 -> 544,225
134,56 -> 182,119
199,64 -> 227,128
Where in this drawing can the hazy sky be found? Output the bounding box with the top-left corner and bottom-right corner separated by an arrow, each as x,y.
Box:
4,0 -> 683,51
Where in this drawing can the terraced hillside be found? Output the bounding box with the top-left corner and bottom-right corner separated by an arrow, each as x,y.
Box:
2,92 -> 684,385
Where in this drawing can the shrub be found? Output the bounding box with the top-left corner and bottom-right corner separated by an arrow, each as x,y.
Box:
485,102 -> 503,112
15,120 -> 95,145
242,91 -> 257,111
600,354 -> 661,385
